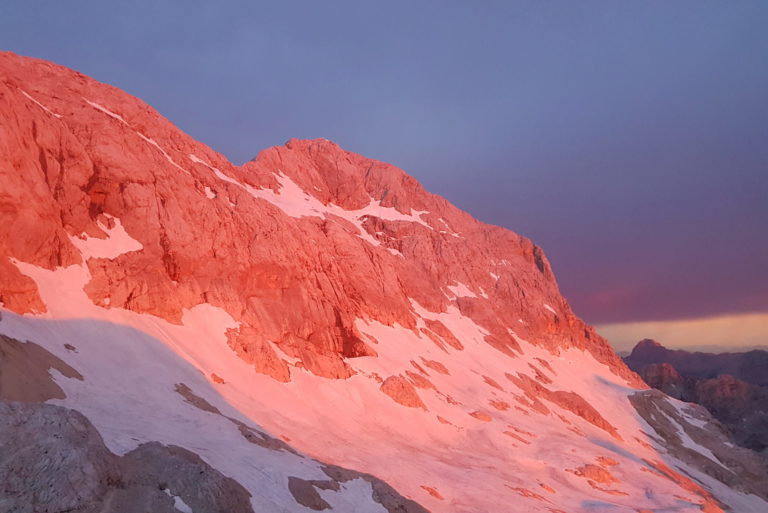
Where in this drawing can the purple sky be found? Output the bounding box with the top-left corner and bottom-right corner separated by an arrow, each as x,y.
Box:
2,1 -> 767,329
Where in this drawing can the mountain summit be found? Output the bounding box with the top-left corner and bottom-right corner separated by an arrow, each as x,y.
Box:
1,51 -> 767,512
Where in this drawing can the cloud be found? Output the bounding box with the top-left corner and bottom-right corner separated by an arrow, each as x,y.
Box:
596,312 -> 768,353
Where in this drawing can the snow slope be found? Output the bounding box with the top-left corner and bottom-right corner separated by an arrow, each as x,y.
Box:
3,243 -> 766,512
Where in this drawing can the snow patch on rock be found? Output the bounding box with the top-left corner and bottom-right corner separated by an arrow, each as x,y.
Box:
163,488 -> 193,513
69,214 -> 143,260
84,98 -> 191,175
18,88 -> 62,118
446,282 -> 478,299
189,154 -> 431,249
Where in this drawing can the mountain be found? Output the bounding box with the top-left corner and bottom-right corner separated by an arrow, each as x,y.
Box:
625,339 -> 768,386
625,339 -> 768,454
1,51 -> 767,512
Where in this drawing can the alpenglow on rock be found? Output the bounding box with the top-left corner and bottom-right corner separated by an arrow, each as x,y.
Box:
1,51 -> 767,512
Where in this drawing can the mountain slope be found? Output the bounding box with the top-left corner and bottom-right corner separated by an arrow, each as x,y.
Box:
625,339 -> 768,454
1,51 -> 766,512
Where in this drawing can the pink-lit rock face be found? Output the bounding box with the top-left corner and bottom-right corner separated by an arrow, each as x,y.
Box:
4,52 -> 768,513
0,51 -> 639,388
380,375 -> 426,409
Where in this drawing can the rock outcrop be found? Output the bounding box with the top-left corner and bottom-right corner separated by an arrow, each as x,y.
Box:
0,401 -> 253,513
625,340 -> 768,454
630,390 -> 768,502
0,334 -> 83,402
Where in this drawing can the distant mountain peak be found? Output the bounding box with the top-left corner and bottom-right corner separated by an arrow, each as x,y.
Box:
637,338 -> 664,348
628,338 -> 666,358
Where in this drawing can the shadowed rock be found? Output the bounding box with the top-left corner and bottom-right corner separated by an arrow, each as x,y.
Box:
625,340 -> 768,453
629,389 -> 768,503
0,401 -> 120,513
0,334 -> 83,402
625,339 -> 768,386
174,382 -> 300,454
0,401 -> 255,513
321,464 -> 430,513
121,442 -> 254,513
287,476 -> 333,510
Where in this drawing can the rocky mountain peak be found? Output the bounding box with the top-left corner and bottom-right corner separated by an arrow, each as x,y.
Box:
2,52 -> 766,512
626,338 -> 667,360
0,49 -> 638,386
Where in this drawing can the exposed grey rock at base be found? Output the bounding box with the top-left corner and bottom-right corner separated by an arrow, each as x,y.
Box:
629,389 -> 768,501
287,476 -> 333,510
322,464 -> 431,513
122,442 -> 254,513
0,402 -> 120,513
0,335 -> 83,403
0,397 -> 431,513
100,486 -> 178,513
624,340 -> 768,454
0,401 -> 254,513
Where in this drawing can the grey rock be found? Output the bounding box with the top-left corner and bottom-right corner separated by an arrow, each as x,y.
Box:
121,442 -> 254,513
0,401 -> 255,513
0,401 -> 120,513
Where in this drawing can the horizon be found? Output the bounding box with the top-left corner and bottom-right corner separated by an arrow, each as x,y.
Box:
2,1 -> 766,351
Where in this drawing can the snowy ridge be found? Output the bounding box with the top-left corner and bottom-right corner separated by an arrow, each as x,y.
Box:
18,88 -> 62,118
189,152 -> 431,250
68,214 -> 143,260
84,98 -> 192,175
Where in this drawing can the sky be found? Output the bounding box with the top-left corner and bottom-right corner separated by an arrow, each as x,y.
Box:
2,1 -> 766,350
